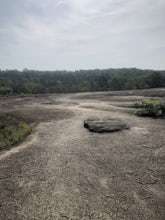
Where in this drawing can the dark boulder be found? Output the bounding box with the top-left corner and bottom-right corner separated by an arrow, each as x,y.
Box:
84,117 -> 129,133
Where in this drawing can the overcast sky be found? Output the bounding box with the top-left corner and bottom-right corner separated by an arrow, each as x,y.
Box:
0,0 -> 165,70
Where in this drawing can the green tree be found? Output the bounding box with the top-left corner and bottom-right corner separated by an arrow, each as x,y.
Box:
149,72 -> 163,88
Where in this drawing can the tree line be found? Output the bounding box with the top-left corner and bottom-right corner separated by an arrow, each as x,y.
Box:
0,68 -> 165,95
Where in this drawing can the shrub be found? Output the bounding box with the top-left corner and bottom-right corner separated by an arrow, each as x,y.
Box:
0,113 -> 31,150
134,99 -> 165,118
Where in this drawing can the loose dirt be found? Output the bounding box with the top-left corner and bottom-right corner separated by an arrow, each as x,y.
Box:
0,88 -> 165,220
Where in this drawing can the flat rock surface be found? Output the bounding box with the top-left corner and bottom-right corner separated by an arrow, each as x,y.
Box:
0,88 -> 165,220
84,117 -> 129,133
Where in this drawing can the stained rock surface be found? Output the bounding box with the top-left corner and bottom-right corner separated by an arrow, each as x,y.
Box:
84,117 -> 129,133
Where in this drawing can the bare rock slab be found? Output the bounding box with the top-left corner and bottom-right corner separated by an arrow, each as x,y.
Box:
84,117 -> 129,133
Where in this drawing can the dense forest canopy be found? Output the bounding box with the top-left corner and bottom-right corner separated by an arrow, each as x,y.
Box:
0,68 -> 165,95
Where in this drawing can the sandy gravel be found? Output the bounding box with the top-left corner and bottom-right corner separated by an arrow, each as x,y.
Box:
0,89 -> 165,220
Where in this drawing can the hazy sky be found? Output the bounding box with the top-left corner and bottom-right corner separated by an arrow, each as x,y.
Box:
0,0 -> 165,70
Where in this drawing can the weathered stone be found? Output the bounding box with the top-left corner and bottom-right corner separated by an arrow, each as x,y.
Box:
84,117 -> 129,133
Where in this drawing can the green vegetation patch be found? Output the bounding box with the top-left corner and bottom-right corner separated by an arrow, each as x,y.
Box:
0,113 -> 31,150
134,99 -> 165,118
0,69 -> 165,96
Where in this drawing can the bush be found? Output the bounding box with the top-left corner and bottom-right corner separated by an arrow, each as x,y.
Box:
134,99 -> 165,118
0,113 -> 31,150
